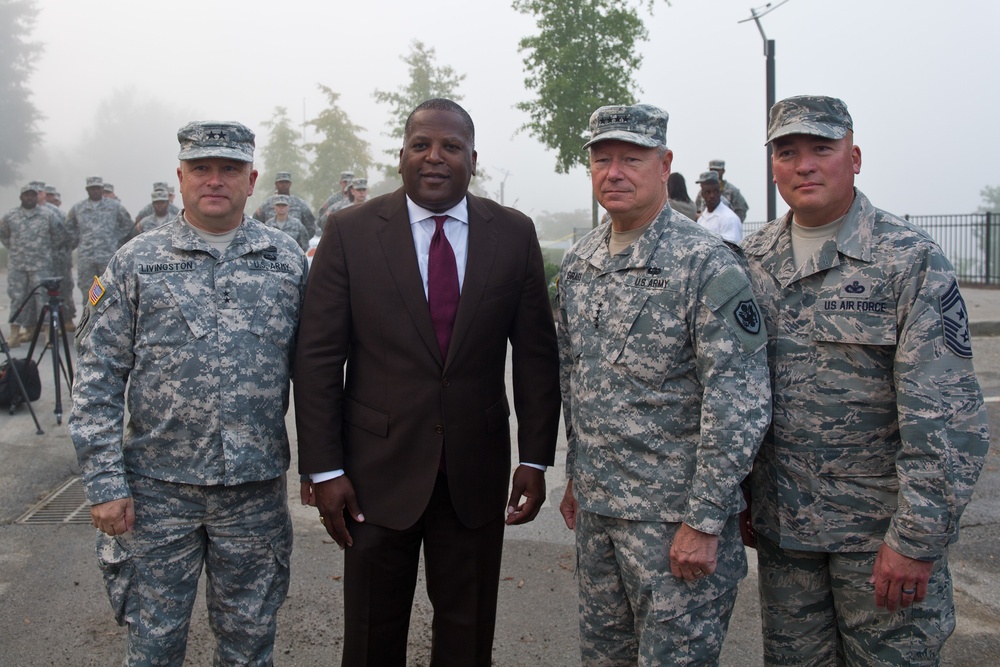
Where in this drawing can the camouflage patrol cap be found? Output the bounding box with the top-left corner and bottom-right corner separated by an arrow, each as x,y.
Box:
583,104 -> 668,150
766,95 -> 853,144
351,178 -> 368,190
44,186 -> 56,194
151,190 -> 169,202
103,183 -> 114,193
167,186 -> 175,194
273,194 -> 291,206
177,120 -> 255,162
696,171 -> 720,184
340,171 -> 355,181
708,159 -> 725,170
275,171 -> 292,182
86,176 -> 103,188
30,180 -> 45,191
153,181 -> 169,190
20,184 -> 37,194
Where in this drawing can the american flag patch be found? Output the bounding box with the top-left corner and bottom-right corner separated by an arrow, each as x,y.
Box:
88,276 -> 105,306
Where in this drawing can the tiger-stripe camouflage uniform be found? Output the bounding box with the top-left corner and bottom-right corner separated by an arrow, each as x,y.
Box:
741,95 -> 990,666
70,121 -> 308,666
559,103 -> 771,666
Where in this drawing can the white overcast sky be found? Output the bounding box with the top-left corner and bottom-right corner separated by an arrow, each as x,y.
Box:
19,0 -> 1000,223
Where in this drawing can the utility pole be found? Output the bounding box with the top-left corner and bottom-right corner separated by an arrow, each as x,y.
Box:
740,0 -> 790,221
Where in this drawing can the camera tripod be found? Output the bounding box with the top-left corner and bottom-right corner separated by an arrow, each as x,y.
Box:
14,278 -> 74,425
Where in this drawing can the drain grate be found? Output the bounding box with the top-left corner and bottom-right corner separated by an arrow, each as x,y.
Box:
17,476 -> 92,525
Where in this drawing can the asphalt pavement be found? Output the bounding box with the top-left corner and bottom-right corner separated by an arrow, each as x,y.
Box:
0,284 -> 998,665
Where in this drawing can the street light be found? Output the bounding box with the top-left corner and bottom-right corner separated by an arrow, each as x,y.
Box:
740,0 -> 790,222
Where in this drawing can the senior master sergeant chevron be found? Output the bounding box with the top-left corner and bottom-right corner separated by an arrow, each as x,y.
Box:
69,120 -> 308,666
557,103 -> 771,666
740,95 -> 990,666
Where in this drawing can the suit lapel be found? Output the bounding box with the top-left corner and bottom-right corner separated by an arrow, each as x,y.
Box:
447,195 -> 497,368
377,190 -> 443,364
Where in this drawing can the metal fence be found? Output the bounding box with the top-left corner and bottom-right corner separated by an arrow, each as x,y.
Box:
744,212 -> 1000,286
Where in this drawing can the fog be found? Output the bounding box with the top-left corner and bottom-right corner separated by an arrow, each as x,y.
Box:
8,0 -> 1000,229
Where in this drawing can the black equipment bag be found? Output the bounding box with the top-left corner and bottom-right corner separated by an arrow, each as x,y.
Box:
0,358 -> 42,406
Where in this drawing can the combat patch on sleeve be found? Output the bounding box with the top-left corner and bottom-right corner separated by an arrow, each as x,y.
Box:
88,276 -> 105,306
704,264 -> 767,353
941,278 -> 972,358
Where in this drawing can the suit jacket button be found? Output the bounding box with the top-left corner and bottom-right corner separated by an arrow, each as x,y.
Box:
434,425 -> 444,434
442,378 -> 450,387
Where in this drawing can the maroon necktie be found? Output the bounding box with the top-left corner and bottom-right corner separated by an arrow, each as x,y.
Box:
427,215 -> 459,359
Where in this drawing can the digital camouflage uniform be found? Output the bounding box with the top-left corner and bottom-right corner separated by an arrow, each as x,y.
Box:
558,202 -> 771,666
70,213 -> 308,665
43,200 -> 78,324
254,193 -> 316,237
134,212 -> 173,235
741,189 -> 990,666
264,214 -> 310,251
65,196 -> 133,308
133,201 -> 180,224
0,201 -> 73,327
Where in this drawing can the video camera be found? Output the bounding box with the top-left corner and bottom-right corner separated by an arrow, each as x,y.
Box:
39,277 -> 62,294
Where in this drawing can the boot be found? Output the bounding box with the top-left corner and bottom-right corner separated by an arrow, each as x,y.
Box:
8,325 -> 21,348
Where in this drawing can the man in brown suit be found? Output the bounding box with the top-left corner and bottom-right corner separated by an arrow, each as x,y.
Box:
294,98 -> 561,666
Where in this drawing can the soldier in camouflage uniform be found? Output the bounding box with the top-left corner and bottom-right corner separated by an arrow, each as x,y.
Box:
70,121 -> 307,666
557,104 -> 771,666
0,185 -> 73,346
30,180 -> 77,330
133,189 -> 174,235
316,170 -> 354,231
264,194 -> 310,250
65,176 -> 133,311
253,171 -> 317,237
133,181 -> 181,223
695,159 -> 749,223
740,95 -> 990,666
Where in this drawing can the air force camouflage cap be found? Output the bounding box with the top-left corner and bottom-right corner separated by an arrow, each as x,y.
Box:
177,120 -> 255,162
583,104 -> 668,150
766,95 -> 853,144
275,171 -> 292,182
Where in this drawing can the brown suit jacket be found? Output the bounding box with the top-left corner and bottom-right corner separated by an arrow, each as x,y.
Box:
294,189 -> 560,530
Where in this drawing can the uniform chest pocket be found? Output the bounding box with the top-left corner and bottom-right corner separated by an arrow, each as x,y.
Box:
811,307 -> 897,403
247,271 -> 301,349
136,275 -> 209,351
610,289 -> 688,387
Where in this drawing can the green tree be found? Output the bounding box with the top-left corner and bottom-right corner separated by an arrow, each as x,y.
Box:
303,84 -> 372,209
0,0 -> 42,187
257,106 -> 309,200
372,40 -> 466,171
514,0 -> 657,224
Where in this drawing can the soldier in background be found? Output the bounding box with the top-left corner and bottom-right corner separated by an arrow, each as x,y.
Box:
316,169 -> 354,224
741,95 -> 990,665
133,189 -> 173,235
101,182 -> 117,200
342,177 -> 369,208
64,176 -> 133,310
70,120 -> 307,665
557,103 -> 770,665
0,185 -> 73,346
264,193 -> 310,250
133,181 -> 180,223
41,183 -> 76,329
253,171 -> 317,237
695,159 -> 749,222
